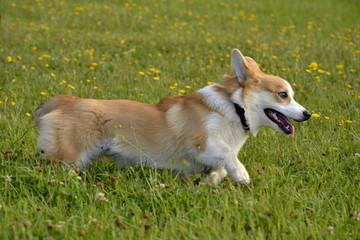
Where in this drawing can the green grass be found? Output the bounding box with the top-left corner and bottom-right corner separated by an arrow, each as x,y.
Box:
1,0 -> 359,239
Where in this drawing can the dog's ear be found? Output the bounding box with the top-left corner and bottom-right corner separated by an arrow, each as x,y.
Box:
231,49 -> 260,82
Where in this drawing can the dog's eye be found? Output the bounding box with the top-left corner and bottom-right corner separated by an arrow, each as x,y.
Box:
278,92 -> 288,99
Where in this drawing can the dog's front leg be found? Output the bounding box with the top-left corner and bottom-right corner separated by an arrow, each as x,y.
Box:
225,158 -> 250,185
198,141 -> 250,185
204,167 -> 228,185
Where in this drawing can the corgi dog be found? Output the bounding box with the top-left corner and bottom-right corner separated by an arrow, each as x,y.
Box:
34,49 -> 310,185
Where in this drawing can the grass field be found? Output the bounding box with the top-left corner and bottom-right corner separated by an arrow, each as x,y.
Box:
1,0 -> 359,239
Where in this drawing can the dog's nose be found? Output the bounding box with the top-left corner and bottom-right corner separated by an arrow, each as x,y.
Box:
303,110 -> 311,120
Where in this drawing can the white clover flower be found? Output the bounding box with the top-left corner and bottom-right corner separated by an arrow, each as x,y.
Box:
97,192 -> 109,202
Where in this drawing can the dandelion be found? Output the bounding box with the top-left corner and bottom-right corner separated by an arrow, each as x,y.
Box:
40,92 -> 46,95
345,120 -> 352,124
347,84 -> 352,89
64,57 -> 70,62
311,113 -> 320,118
318,69 -> 324,74
59,80 -> 66,85
153,77 -> 160,81
120,40 -> 125,44
33,46 -> 38,50
17,56 -> 22,60
91,62 -> 98,66
272,55 -> 277,59
157,53 -> 162,57
185,86 -> 191,89
326,71 -> 331,75
68,84 -> 75,90
179,90 -> 185,94
50,73 -> 55,77
155,69 -> 161,74
11,101 -> 16,106
336,64 -> 343,69
207,81 -> 213,85
140,93 -> 144,97
170,86 -> 176,90
292,83 -> 297,87
26,113 -> 31,117
93,86 -> 98,90
281,68 -> 287,72
325,116 -> 330,120
31,67 -> 35,70
45,64 -> 49,68
22,65 -> 26,69
7,56 -> 12,62
139,71 -> 145,76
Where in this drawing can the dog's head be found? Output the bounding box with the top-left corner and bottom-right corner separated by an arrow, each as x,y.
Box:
224,49 -> 310,136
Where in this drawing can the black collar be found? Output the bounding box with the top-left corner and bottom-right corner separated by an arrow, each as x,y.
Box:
233,103 -> 250,131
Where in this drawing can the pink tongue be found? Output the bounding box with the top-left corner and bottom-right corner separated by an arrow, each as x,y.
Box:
272,111 -> 294,135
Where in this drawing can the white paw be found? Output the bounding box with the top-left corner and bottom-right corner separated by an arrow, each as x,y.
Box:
204,172 -> 222,185
231,168 -> 250,185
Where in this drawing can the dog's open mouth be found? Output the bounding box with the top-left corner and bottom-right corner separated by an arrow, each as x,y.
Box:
264,108 -> 294,136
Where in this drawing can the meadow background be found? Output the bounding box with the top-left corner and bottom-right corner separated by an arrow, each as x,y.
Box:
0,0 -> 359,239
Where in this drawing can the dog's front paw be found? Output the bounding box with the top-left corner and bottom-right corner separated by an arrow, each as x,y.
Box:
230,168 -> 250,185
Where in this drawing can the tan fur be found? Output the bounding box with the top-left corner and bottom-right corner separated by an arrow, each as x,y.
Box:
34,94 -> 210,164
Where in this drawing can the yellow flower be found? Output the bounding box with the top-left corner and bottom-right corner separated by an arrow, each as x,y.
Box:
336,64 -> 343,69
179,90 -> 185,94
292,83 -> 297,87
17,56 -> 22,60
153,77 -> 160,81
170,86 -> 176,90
207,82 -> 213,85
40,92 -> 46,95
326,71 -> 331,75
22,65 -> 26,69
43,54 -> 51,58
26,113 -> 31,117
281,68 -> 287,72
185,86 -> 191,89
317,69 -> 324,74
33,46 -> 38,50
91,62 -> 98,66
155,70 -> 161,74
120,40 -> 125,44
51,73 -> 55,77
7,56 -> 12,62
38,57 -> 43,61
59,80 -> 66,84
346,120 -> 352,124
157,53 -> 162,57
140,93 -> 144,97
93,86 -> 98,90
325,116 -> 330,120
272,55 -> 277,59
68,84 -> 75,89
31,67 -> 35,70
11,101 -> 16,106
347,84 -> 352,89
64,57 -> 70,62
139,71 -> 145,75
311,113 -> 320,118
332,147 -> 338,151
150,68 -> 156,72
86,79 -> 91,83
